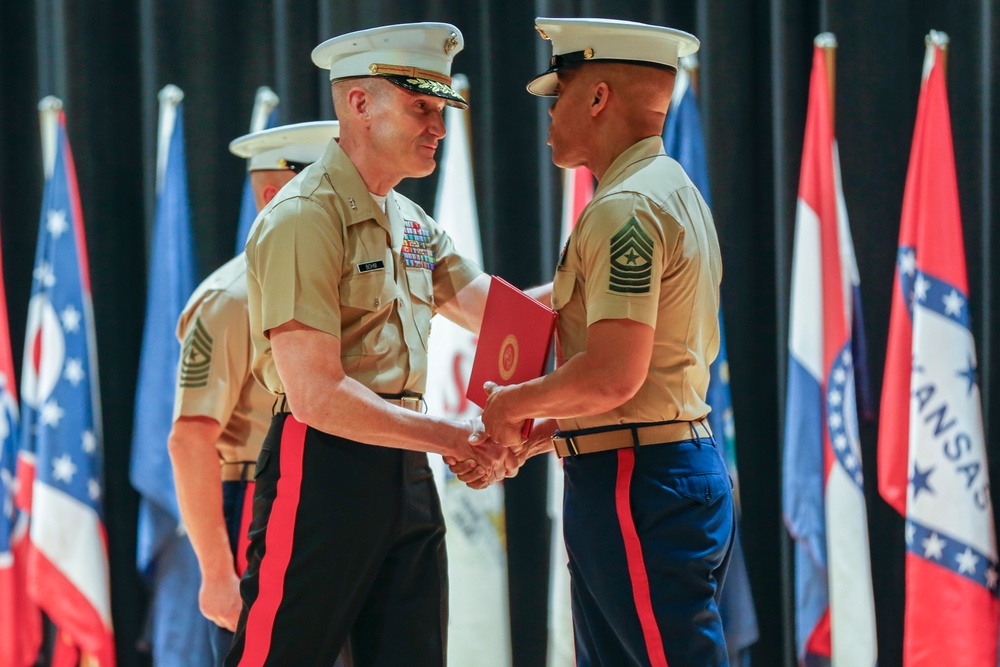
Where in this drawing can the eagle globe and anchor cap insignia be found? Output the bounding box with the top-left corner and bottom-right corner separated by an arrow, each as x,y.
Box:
609,216 -> 654,294
498,334 -> 519,381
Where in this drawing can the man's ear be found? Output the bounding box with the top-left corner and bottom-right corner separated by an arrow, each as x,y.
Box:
347,87 -> 371,123
590,82 -> 610,117
261,183 -> 280,205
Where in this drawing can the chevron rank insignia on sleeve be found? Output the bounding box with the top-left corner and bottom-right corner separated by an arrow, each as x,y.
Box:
609,216 -> 654,294
179,317 -> 213,388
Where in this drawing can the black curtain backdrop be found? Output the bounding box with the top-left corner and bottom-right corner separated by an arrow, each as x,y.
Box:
1,1 -> 998,665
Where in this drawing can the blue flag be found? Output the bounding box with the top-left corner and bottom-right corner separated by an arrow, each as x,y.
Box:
234,107 -> 279,253
664,66 -> 759,665
128,97 -> 211,665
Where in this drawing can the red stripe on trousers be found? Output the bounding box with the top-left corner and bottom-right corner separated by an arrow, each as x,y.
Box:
239,417 -> 307,667
615,448 -> 669,667
236,481 -> 255,577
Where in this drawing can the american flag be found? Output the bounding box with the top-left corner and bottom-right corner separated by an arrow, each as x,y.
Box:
878,35 -> 998,666
18,111 -> 115,665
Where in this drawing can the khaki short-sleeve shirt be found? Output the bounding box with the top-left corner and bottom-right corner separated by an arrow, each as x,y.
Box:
551,136 -> 722,431
246,139 -> 482,396
173,255 -> 273,470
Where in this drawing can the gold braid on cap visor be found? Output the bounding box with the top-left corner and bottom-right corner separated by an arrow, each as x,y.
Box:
368,63 -> 452,85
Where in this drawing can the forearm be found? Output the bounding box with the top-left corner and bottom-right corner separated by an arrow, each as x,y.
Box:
525,282 -> 553,308
168,420 -> 233,579
291,373 -> 474,458
499,352 -> 634,422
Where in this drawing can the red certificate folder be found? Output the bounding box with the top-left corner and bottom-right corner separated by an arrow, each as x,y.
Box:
467,276 -> 557,437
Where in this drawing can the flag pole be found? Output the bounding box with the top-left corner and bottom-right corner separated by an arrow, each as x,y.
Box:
248,86 -> 279,134
926,30 -> 949,80
815,33 -> 837,131
38,96 -> 63,181
156,84 -> 184,194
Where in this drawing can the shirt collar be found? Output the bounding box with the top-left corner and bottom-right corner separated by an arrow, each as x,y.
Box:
595,135 -> 665,197
320,139 -> 393,230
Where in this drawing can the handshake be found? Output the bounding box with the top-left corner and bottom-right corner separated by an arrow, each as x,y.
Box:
441,381 -> 550,489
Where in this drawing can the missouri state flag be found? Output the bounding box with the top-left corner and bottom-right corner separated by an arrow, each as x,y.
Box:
877,32 -> 998,666
19,108 -> 115,665
782,34 -> 877,666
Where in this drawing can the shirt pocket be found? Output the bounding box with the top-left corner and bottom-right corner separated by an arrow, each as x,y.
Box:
405,268 -> 434,347
551,269 -> 576,311
339,270 -> 398,314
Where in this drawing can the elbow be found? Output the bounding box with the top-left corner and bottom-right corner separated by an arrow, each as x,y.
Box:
593,373 -> 644,411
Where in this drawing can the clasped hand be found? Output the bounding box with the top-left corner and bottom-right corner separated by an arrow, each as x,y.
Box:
443,382 -> 531,489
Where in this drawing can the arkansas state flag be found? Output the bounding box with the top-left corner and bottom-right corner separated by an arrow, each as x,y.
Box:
878,33 -> 998,666
782,34 -> 877,666
20,108 -> 115,665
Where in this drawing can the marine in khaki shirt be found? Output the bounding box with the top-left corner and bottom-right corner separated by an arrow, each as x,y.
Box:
469,18 -> 734,666
246,137 -> 479,399
550,134 -> 721,431
167,121 -> 342,654
174,254 -> 272,469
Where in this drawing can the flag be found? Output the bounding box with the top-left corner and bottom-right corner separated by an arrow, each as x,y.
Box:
544,165 -> 594,667
0,208 -> 42,666
19,108 -> 115,665
234,87 -> 279,253
878,33 -> 998,666
782,35 -> 877,666
128,86 -> 211,665
424,74 -> 512,667
664,55 -> 760,666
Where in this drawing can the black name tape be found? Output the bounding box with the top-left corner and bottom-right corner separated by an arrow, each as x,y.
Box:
357,260 -> 386,273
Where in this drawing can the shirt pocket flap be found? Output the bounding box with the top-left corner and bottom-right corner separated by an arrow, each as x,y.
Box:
405,267 -> 434,306
339,270 -> 397,312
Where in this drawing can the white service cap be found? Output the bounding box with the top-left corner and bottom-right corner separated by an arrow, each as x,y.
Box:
228,121 -> 340,172
311,22 -> 468,109
528,17 -> 700,96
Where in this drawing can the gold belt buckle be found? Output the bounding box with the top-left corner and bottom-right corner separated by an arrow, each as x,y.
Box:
399,396 -> 425,413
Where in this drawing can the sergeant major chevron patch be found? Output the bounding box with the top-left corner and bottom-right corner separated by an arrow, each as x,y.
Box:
179,317 -> 213,388
609,216 -> 654,294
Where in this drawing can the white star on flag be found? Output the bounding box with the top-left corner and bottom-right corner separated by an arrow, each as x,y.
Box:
47,209 -> 69,239
52,454 -> 77,483
900,250 -> 916,276
40,399 -> 65,428
841,349 -> 852,365
88,479 -> 101,501
832,368 -> 847,385
905,522 -> 916,546
61,304 -> 82,333
81,430 -> 96,454
828,412 -> 843,430
942,289 -> 965,317
843,452 -> 858,471
922,532 -> 946,560
829,390 -> 843,407
955,548 -> 980,575
913,275 -> 931,302
833,434 -> 848,451
33,261 -> 56,287
64,358 -> 85,386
